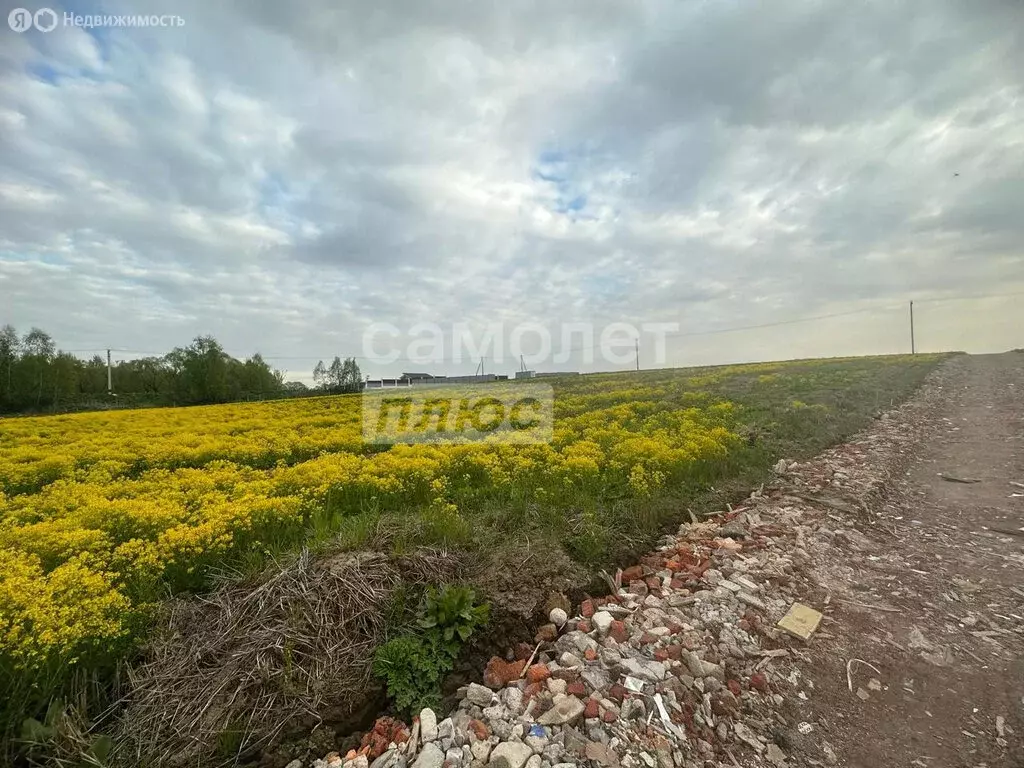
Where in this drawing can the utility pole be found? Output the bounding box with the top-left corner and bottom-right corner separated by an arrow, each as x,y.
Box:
107,349 -> 112,394
635,338 -> 640,371
909,301 -> 916,354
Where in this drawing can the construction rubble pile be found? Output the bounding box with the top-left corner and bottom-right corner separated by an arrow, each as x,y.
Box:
299,402 -> 931,768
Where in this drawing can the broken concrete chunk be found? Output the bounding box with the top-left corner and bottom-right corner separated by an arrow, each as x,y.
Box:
537,694 -> 585,725
466,683 -> 495,707
737,591 -> 767,611
619,657 -> 667,681
592,611 -> 614,634
489,741 -> 534,768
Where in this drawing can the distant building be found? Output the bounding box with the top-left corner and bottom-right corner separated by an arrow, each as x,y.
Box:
364,378 -> 411,389
515,370 -> 535,379
365,372 -> 508,388
533,371 -> 579,378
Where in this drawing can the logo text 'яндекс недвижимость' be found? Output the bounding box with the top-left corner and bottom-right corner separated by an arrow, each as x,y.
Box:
8,8 -> 184,32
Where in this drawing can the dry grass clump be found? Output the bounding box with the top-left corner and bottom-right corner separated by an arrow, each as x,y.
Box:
115,548 -> 463,767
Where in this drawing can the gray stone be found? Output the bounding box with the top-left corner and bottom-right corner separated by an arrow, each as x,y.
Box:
483,704 -> 508,723
490,719 -> 513,741
537,694 -> 585,726
285,761 -> 304,768
445,747 -> 463,766
619,657 -> 666,681
737,592 -> 766,611
501,687 -> 524,714
592,611 -> 614,634
525,755 -> 542,768
561,726 -> 588,758
542,744 -> 564,763
719,520 -> 748,539
420,708 -> 438,742
580,666 -> 611,691
471,740 -> 493,763
584,742 -> 617,766
466,683 -> 494,707
437,718 -> 454,743
682,651 -> 723,681
411,742 -> 445,768
525,734 -> 549,754
572,632 -> 599,655
489,741 -> 534,768
369,750 -> 397,768
559,652 -> 583,668
765,744 -> 787,766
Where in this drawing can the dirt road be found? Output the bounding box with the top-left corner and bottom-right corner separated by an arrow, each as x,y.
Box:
799,353 -> 1024,767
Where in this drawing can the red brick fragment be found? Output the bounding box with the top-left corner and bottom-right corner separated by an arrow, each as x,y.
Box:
621,565 -> 644,582
607,683 -> 629,703
749,671 -> 769,692
360,716 -> 410,758
526,664 -> 551,684
602,710 -> 618,723
584,648 -> 598,661
577,619 -> 592,633
639,632 -> 658,646
583,699 -> 600,719
628,580 -> 648,597
727,679 -> 742,696
609,620 -> 629,644
468,719 -> 490,741
581,599 -> 595,618
483,657 -> 526,688
566,681 -> 586,697
535,623 -> 558,643
523,681 -> 544,701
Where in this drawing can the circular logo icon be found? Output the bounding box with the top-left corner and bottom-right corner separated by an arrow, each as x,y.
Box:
8,7 -> 33,32
34,7 -> 58,32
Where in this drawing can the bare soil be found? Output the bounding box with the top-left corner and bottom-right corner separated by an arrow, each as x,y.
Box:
794,353 -> 1024,767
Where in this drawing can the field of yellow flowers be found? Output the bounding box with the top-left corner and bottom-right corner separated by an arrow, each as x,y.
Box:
0,354 -> 946,745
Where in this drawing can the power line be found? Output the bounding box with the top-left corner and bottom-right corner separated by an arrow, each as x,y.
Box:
53,289 -> 1024,365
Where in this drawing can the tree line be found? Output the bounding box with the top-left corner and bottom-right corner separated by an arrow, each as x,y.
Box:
0,324 -> 362,415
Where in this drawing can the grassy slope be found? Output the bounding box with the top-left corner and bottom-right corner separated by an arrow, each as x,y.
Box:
317,354 -> 947,571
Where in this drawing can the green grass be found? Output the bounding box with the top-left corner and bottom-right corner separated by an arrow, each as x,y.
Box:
2,353 -> 949,764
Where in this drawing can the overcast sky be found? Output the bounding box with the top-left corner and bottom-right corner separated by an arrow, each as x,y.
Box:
1,0 -> 1022,381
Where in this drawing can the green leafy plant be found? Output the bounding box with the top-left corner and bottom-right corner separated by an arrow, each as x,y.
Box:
418,584 -> 490,657
373,584 -> 489,716
372,635 -> 449,714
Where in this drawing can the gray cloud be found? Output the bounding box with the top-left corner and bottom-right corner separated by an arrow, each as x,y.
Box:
0,0 -> 1022,379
